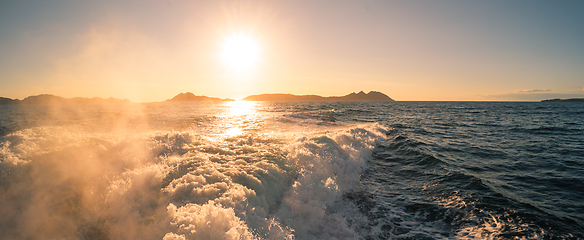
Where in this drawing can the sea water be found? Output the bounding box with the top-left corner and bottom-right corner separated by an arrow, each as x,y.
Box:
0,101 -> 582,239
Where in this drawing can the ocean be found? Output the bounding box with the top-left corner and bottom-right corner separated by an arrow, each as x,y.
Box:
0,101 -> 582,239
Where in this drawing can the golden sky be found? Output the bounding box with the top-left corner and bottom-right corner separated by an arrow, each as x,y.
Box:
1,1 -> 583,102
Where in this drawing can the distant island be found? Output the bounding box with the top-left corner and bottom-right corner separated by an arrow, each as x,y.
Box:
242,91 -> 394,102
0,94 -> 131,105
1,91 -> 393,105
541,98 -> 584,102
166,92 -> 234,102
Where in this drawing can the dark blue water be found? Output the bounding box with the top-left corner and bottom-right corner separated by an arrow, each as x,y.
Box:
0,102 -> 583,239
263,101 -> 584,239
359,102 -> 584,239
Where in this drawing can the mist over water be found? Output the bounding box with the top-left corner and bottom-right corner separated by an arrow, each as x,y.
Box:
1,102 -> 583,239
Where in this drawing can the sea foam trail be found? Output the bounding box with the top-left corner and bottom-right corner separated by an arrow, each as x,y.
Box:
161,123 -> 390,239
0,121 -> 390,240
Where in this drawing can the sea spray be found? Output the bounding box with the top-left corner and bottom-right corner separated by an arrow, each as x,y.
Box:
0,115 -> 389,239
0,126 -> 171,239
273,125 -> 389,239
160,123 -> 390,239
4,101 -> 578,239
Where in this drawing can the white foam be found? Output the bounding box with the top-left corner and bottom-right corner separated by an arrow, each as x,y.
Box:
166,201 -> 255,240
0,102 -> 390,239
272,124 -> 389,239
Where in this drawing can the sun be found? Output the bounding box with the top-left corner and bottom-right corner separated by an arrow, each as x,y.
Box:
220,33 -> 261,72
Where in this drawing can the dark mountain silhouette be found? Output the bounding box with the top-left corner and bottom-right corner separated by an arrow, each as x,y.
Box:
0,97 -> 18,104
21,94 -> 67,104
0,94 -> 131,105
1,91 -> 392,104
541,98 -> 584,102
166,92 -> 234,102
242,91 -> 394,101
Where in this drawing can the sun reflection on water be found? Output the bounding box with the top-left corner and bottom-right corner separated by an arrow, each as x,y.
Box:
225,101 -> 257,117
220,101 -> 259,137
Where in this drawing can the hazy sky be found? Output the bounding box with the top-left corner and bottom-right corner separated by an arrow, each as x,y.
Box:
1,0 -> 583,101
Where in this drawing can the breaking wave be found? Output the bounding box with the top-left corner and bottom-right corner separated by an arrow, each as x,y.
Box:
0,102 -> 389,239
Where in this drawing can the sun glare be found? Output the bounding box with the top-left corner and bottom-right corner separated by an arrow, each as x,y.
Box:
220,33 -> 261,73
225,100 -> 257,117
219,101 -> 258,137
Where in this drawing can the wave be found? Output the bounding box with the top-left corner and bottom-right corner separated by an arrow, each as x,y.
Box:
357,129 -> 584,240
0,122 -> 390,239
3,101 -> 583,239
509,126 -> 583,135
